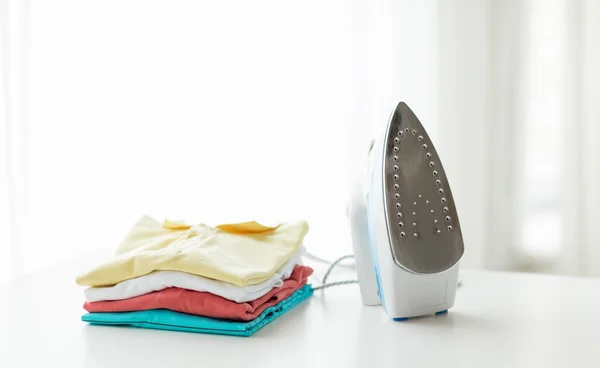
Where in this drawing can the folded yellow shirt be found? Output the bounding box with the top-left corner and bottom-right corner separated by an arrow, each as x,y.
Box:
76,215 -> 309,287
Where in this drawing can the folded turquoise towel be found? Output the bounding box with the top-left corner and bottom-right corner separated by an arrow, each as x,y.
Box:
81,285 -> 313,337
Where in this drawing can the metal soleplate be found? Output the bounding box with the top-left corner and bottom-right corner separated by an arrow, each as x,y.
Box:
383,102 -> 464,274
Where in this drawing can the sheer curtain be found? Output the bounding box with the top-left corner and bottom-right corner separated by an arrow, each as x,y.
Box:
0,0 -> 420,280
435,0 -> 600,276
1,0 -> 600,283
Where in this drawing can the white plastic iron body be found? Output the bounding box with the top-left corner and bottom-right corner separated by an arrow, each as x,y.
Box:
348,102 -> 464,320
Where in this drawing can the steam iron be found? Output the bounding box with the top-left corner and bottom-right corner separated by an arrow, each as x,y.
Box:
348,102 -> 464,320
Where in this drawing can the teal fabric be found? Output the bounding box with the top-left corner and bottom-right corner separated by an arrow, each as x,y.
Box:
81,285 -> 313,337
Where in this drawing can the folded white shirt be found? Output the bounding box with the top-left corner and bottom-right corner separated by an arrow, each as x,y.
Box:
84,246 -> 306,303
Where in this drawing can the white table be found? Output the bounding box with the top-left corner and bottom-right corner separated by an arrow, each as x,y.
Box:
1,253 -> 600,368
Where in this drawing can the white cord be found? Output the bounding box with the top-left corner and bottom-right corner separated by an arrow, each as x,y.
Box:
311,254 -> 359,291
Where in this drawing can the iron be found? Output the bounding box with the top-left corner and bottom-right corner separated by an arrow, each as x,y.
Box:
347,101 -> 464,320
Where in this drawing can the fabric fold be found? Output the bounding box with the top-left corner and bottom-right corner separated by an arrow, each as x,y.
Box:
84,265 -> 313,321
81,285 -> 314,337
76,215 -> 309,287
84,246 -> 306,303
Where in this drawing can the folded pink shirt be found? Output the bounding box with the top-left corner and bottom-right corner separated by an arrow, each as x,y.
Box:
83,265 -> 313,321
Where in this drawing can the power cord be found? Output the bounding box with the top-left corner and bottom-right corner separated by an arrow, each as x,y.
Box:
310,254 -> 359,290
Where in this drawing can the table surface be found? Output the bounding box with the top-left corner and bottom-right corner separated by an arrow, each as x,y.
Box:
1,252 -> 600,368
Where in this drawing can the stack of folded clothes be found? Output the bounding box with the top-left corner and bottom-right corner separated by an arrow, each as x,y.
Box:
76,215 -> 313,337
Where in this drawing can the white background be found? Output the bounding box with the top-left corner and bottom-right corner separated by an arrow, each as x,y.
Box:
2,0 -> 600,282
